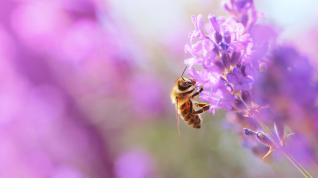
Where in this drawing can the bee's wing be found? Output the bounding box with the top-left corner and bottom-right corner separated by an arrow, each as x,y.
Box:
170,90 -> 177,104
176,98 -> 181,136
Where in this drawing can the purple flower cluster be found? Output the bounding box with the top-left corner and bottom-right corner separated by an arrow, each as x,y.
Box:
184,0 -> 275,159
184,0 -> 318,170
185,3 -> 254,113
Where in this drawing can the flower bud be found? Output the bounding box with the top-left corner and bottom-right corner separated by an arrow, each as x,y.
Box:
256,132 -> 274,147
243,128 -> 256,136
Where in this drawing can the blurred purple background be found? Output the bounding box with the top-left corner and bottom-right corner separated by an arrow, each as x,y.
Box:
0,0 -> 318,178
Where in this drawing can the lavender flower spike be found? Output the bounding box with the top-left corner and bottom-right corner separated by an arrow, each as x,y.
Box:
185,14 -> 253,112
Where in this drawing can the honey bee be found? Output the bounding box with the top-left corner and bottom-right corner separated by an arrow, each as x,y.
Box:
170,67 -> 210,129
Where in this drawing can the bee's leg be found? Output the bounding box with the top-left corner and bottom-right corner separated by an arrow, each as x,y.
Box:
194,103 -> 209,107
191,86 -> 203,98
192,103 -> 210,114
176,99 -> 181,136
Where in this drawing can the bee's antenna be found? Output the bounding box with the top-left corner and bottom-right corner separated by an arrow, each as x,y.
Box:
180,66 -> 188,80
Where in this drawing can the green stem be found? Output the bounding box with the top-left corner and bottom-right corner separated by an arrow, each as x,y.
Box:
282,151 -> 312,178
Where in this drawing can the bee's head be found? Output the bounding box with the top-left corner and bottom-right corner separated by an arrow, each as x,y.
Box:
175,65 -> 196,91
177,77 -> 196,91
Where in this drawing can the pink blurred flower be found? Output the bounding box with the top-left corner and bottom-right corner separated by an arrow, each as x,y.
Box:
129,75 -> 166,119
0,0 -> 117,177
115,150 -> 158,178
11,1 -> 69,52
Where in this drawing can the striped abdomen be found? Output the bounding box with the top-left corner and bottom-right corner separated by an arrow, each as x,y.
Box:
178,99 -> 201,129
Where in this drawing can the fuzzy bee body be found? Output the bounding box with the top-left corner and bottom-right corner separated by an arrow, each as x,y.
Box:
177,98 -> 201,128
171,77 -> 210,129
